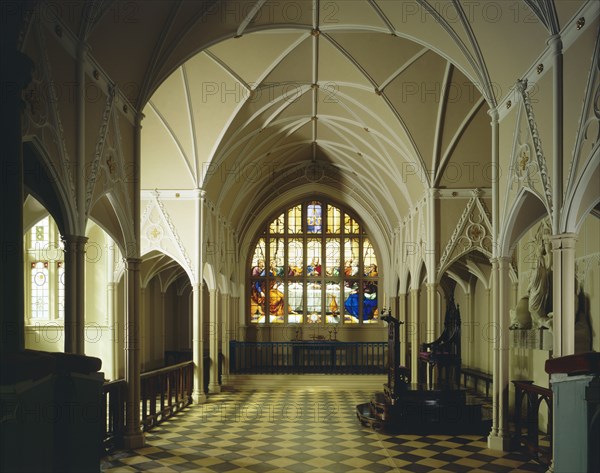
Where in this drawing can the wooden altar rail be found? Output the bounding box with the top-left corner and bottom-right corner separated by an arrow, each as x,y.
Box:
230,341 -> 387,374
462,367 -> 492,398
102,361 -> 194,452
102,379 -> 126,452
511,380 -> 553,466
140,361 -> 194,430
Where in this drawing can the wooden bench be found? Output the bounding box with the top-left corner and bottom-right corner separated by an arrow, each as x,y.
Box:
462,367 -> 492,398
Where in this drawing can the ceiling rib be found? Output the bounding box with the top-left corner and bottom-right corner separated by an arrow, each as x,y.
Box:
435,96 -> 485,186
451,0 -> 496,107
379,48 -> 429,93
147,100 -> 196,184
236,0 -> 267,38
203,50 -> 251,90
367,0 -> 396,35
181,65 -> 199,183
432,62 -> 453,175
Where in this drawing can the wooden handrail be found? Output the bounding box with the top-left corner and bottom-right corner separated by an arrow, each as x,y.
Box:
141,361 -> 194,430
102,361 -> 195,452
511,380 -> 553,466
140,360 -> 193,379
230,341 -> 387,374
102,379 -> 126,453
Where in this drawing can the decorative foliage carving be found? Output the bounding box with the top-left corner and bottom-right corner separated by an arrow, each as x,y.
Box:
86,86 -> 116,214
438,194 -> 493,274
515,79 -> 553,217
140,192 -> 194,281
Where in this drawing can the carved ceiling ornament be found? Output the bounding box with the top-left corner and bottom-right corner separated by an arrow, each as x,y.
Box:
25,21 -> 76,207
438,194 -> 493,275
515,79 -> 553,216
140,192 -> 194,282
86,87 -> 116,214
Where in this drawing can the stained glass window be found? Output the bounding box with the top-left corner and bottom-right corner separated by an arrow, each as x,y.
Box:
26,216 -> 65,321
31,261 -> 49,318
248,200 -> 379,325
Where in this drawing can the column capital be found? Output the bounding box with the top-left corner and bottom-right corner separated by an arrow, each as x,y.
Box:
497,255 -> 512,267
62,234 -> 88,245
550,233 -> 577,250
192,281 -> 205,291
124,257 -> 142,270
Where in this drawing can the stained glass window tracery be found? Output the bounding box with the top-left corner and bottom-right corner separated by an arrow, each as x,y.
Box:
249,200 -> 379,325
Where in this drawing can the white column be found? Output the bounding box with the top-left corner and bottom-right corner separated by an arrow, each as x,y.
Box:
488,258 -> 499,440
410,289 -> 420,384
192,283 -> 206,403
140,287 -> 147,372
221,293 -> 231,385
551,233 -> 577,356
161,291 -> 166,366
426,283 -> 438,342
63,235 -> 87,354
106,242 -> 117,380
123,257 -> 144,449
209,289 -> 221,393
489,257 -> 511,450
548,35 -> 563,234
466,281 -> 476,367
123,110 -> 144,449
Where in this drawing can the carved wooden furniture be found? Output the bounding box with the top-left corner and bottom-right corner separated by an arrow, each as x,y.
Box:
418,298 -> 462,386
356,309 -> 488,434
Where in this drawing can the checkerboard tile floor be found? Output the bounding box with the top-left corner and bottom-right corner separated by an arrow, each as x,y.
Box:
102,389 -> 547,472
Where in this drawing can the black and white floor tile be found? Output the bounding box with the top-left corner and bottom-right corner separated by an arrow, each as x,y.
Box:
102,389 -> 547,473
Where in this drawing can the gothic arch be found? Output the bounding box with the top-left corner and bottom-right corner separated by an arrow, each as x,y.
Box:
23,139 -> 75,237
562,149 -> 600,234
499,188 -> 549,257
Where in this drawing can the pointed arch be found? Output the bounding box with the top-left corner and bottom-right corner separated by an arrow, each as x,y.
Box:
499,188 -> 549,257
562,149 -> 600,234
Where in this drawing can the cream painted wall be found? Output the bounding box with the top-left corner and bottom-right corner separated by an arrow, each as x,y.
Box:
575,212 -> 599,352
457,277 -> 493,376
84,222 -> 117,380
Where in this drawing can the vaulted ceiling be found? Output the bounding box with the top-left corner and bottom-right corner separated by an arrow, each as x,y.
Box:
66,0 -> 585,236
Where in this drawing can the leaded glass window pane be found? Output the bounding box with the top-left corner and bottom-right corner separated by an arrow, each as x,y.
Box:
288,238 -> 303,276
306,239 -> 321,276
363,238 -> 378,276
325,239 -> 340,277
268,279 -> 285,323
327,205 -> 341,234
250,280 -> 266,323
31,261 -> 49,319
344,239 -> 359,276
307,201 -> 322,233
306,282 -> 322,323
287,281 -> 303,324
269,238 -> 285,277
58,261 -> 65,319
344,214 -> 360,234
325,281 -> 341,324
269,213 -> 285,234
343,280 -> 359,324
251,238 -> 266,276
363,281 -> 379,323
288,205 -> 302,234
